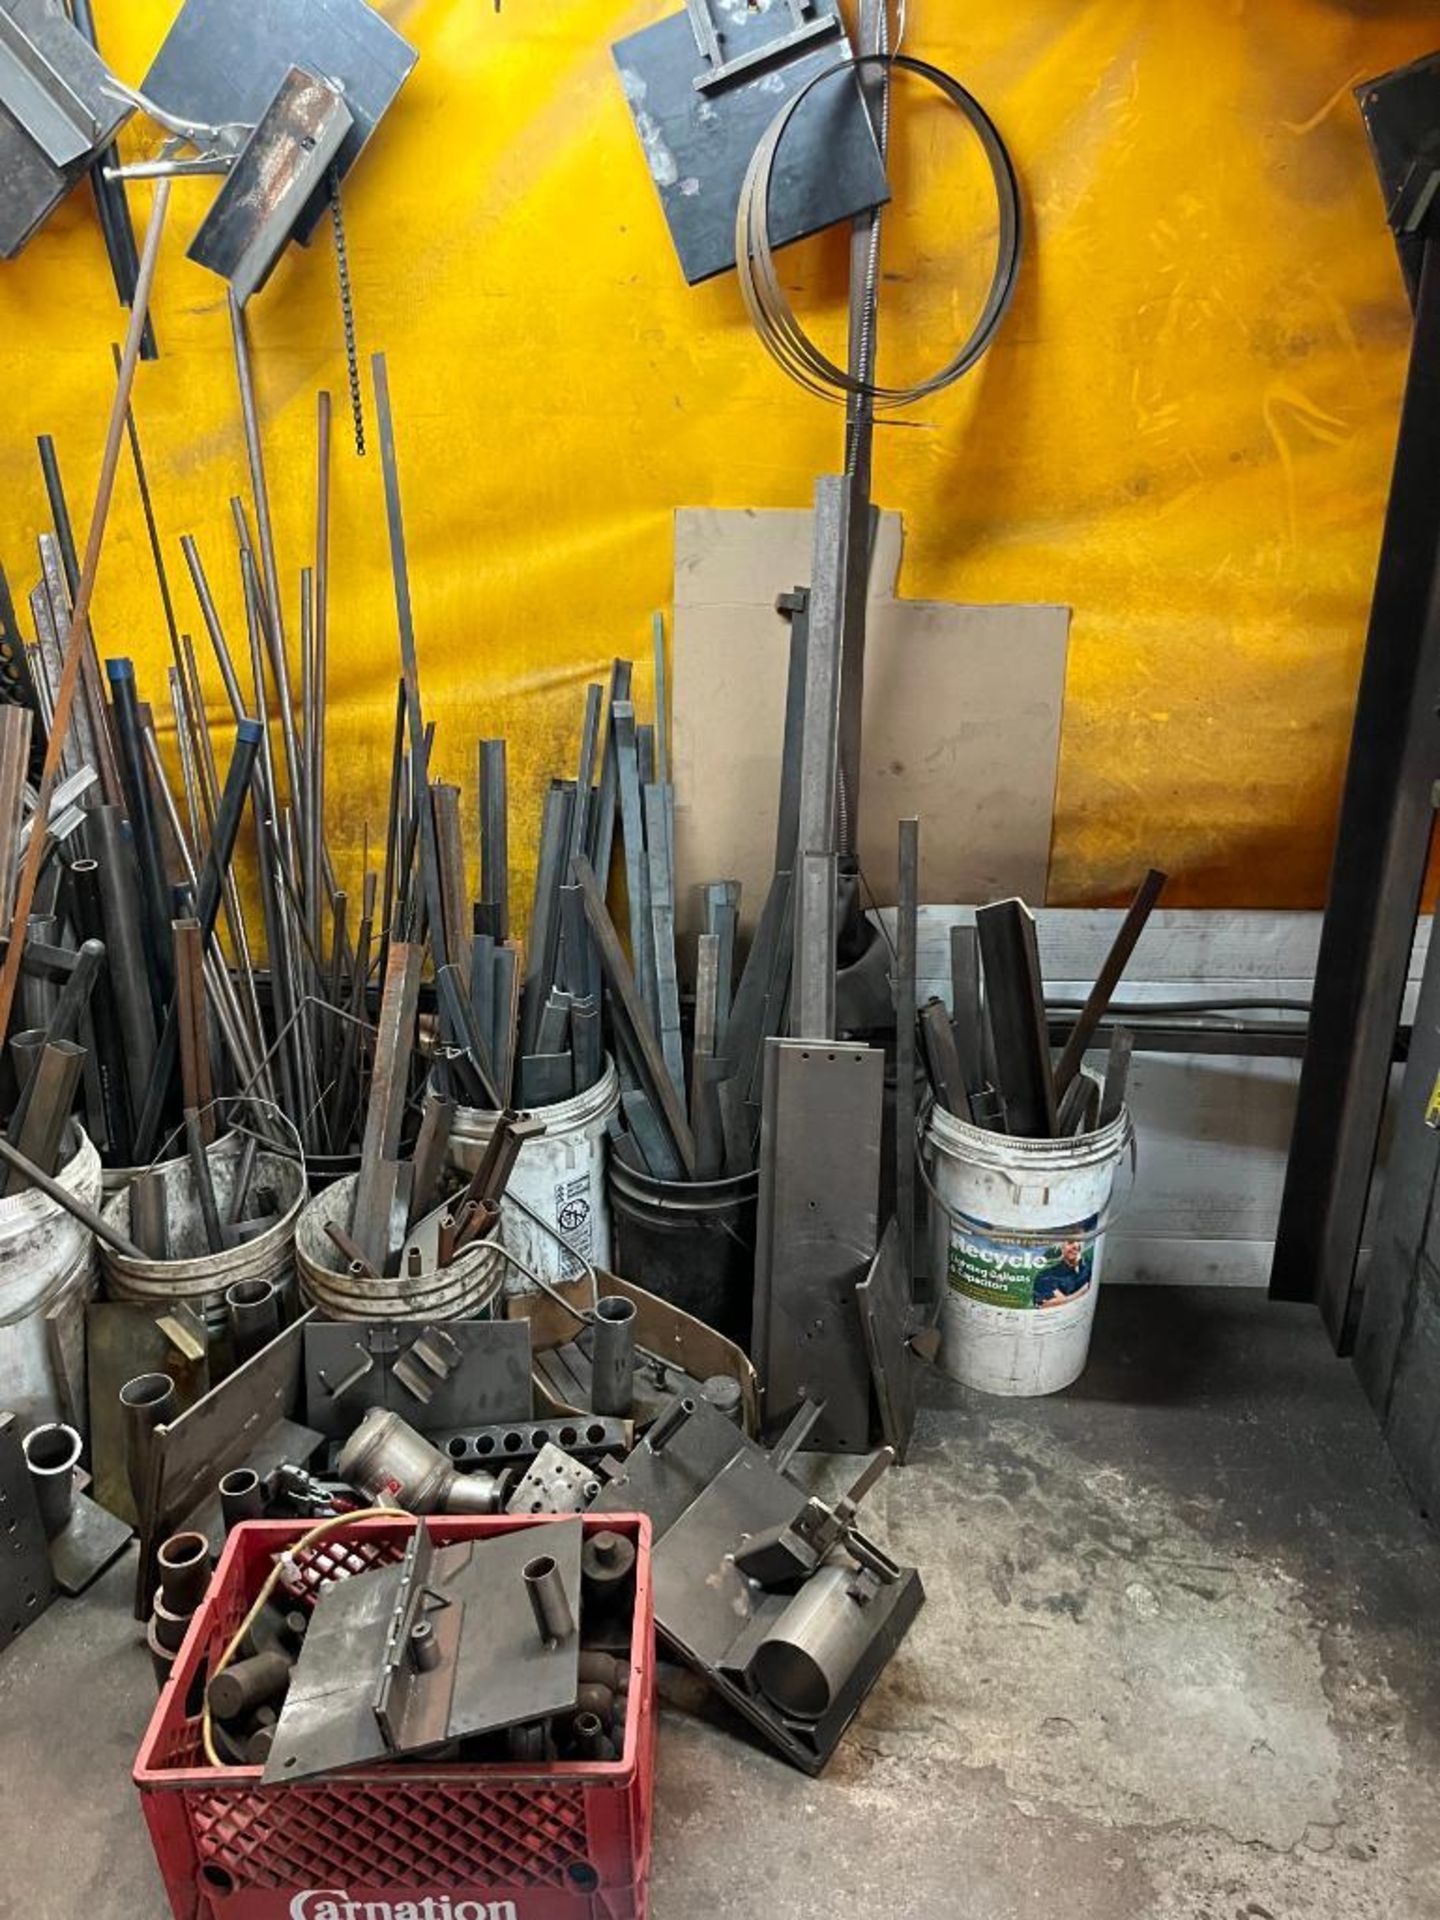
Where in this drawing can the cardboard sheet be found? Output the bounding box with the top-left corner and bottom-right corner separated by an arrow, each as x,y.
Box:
672,507 -> 1070,937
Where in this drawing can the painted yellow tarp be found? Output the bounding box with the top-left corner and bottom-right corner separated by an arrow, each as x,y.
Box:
0,0 -> 1433,915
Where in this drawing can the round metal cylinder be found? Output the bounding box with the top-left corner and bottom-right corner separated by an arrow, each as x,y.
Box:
151,1587 -> 194,1654
120,1371 -> 177,1512
701,1374 -> 743,1424
749,1566 -> 877,1720
156,1530 -> 211,1615
575,1682 -> 615,1728
207,1649 -> 292,1723
409,1619 -> 441,1673
590,1296 -> 636,1417
578,1651 -> 626,1693
524,1552 -> 575,1645
22,1421 -> 80,1540
441,1468 -> 507,1514
336,1407 -> 450,1512
572,1710 -> 606,1759
145,1613 -> 177,1689
226,1276 -> 280,1364
219,1467 -> 264,1532
581,1528 -> 637,1595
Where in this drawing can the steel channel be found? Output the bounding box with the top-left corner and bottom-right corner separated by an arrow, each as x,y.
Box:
87,807 -> 156,1109
104,658 -> 173,995
67,866 -> 132,1159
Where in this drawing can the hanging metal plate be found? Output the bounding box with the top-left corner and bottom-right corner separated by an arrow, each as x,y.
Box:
142,0 -> 417,241
611,0 -> 889,284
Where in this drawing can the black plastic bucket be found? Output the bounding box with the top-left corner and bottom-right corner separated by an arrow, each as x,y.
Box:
607,1160 -> 759,1347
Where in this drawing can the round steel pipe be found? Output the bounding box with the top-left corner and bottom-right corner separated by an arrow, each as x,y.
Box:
119,1371 -> 177,1513
22,1421 -> 80,1539
219,1467 -> 264,1532
156,1529 -> 211,1615
749,1565 -> 876,1720
590,1296 -> 636,1417
225,1276 -> 280,1363
524,1552 -> 574,1646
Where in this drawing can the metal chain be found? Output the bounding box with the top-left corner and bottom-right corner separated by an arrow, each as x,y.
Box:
328,167 -> 366,456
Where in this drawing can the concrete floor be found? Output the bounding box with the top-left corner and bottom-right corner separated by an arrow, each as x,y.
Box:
3,1286 -> 1439,1918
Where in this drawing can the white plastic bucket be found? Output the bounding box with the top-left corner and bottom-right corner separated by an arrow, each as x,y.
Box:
922,1089 -> 1134,1397
0,1127 -> 102,1432
451,1058 -> 620,1291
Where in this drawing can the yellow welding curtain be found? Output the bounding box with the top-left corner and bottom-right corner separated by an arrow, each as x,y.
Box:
0,0 -> 1434,914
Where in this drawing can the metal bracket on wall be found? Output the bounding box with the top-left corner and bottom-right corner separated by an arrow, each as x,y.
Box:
610,0 -> 888,284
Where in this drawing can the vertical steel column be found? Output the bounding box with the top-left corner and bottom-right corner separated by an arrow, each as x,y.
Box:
1271,236 -> 1440,1348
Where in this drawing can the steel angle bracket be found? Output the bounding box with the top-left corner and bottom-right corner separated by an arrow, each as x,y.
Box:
142,0 -> 417,244
0,0 -> 131,259
188,66 -> 352,304
611,0 -> 889,284
304,1318 -> 533,1439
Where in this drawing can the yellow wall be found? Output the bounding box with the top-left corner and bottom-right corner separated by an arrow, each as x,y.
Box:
0,1 -> 1435,914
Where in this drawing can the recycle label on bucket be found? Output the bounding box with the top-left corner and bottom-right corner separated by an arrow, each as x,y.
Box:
948,1216 -> 1098,1310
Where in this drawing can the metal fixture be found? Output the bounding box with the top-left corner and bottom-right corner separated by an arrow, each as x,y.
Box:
335,1406 -> 508,1515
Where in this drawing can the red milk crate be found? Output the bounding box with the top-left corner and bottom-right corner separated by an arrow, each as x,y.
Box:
135,1514 -> 655,1920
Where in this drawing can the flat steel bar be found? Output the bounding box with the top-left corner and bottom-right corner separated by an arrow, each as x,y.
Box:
172,918 -> 213,1135
644,781 -> 685,1103
1052,869 -> 1166,1097
7,1039 -> 84,1192
229,294 -> 302,829
313,390 -> 331,947
521,781 -> 572,1059
574,854 -> 695,1173
590,658 -> 632,886
895,817 -> 919,1282
791,476 -> 847,1020
612,703 -> 656,1030
372,355 -> 451,981
794,851 -> 838,1041
479,737 -> 508,942
432,782 -> 470,993
975,899 -> 1057,1139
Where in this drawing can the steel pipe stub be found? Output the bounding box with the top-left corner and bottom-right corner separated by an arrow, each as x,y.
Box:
22,1422 -> 81,1540
735,52 -> 1022,410
156,1529 -> 211,1615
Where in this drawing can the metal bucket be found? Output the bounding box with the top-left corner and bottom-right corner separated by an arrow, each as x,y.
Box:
0,1126 -> 101,1432
100,1132 -> 306,1340
607,1159 -> 759,1347
295,1172 -> 505,1321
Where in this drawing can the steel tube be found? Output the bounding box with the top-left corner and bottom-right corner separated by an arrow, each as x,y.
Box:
120,1372 -> 177,1515
590,1295 -> 636,1417
523,1552 -> 575,1646
22,1421 -> 80,1540
226,1277 -> 280,1364
219,1467 -> 264,1532
156,1530 -> 211,1615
